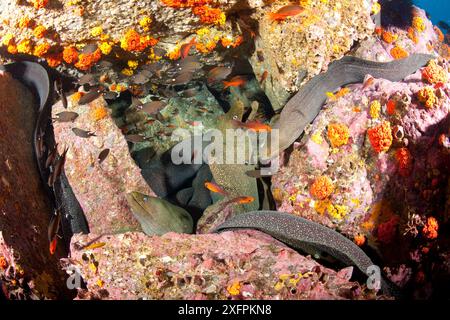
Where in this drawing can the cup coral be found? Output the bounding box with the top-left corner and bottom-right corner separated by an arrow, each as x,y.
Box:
367,121 -> 393,153
310,176 -> 334,200
327,123 -> 350,148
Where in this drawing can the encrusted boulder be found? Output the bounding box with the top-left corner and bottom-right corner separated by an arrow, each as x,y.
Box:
0,71 -> 70,299
249,0 -> 377,110
52,93 -> 157,235
68,230 -> 382,300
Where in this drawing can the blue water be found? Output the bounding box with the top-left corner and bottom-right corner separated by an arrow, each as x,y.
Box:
413,0 -> 450,26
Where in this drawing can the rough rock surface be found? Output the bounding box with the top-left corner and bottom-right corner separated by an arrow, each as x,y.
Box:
0,71 -> 70,299
0,0 -> 249,45
68,230 -> 381,300
249,0 -> 376,110
271,57 -> 449,293
52,93 -> 157,235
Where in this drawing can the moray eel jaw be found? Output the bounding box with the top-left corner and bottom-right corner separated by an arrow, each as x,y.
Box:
126,191 -> 194,235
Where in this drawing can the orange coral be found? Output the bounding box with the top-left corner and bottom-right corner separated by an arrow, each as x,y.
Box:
407,27 -> 419,44
192,5 -> 225,25
327,123 -> 350,147
422,217 -> 438,240
367,121 -> 393,153
31,0 -> 48,9
120,29 -> 157,52
382,31 -> 397,44
434,26 -> 445,42
354,234 -> 366,246
33,42 -> 51,57
33,25 -> 47,39
161,0 -> 211,8
75,49 -> 102,71
417,86 -> 436,109
310,176 -> 334,200
71,91 -> 84,103
421,60 -> 448,84
395,147 -> 412,177
19,16 -> 34,29
196,41 -> 216,53
46,52 -> 62,67
231,35 -> 244,48
386,99 -> 396,115
91,105 -> 108,121
63,46 -> 79,64
0,256 -> 7,270
390,46 -> 409,60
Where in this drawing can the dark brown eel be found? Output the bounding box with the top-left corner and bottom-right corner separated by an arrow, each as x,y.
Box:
215,210 -> 401,297
273,53 -> 436,155
1,61 -> 89,239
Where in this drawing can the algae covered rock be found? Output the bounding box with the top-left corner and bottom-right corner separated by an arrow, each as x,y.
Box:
68,230 -> 381,300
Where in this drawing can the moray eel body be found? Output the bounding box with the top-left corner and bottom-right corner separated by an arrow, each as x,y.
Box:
1,62 -> 50,183
273,54 -> 435,155
215,211 -> 401,297
126,191 -> 194,235
1,61 -> 89,241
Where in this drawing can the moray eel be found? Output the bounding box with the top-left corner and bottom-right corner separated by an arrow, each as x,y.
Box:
1,61 -> 89,239
126,191 -> 194,235
214,210 -> 401,297
273,54 -> 435,155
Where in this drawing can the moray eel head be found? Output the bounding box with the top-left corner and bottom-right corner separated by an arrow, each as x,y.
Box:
126,191 -> 194,235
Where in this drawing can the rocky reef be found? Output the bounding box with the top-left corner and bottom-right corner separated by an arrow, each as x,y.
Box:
0,0 -> 449,301
68,230 -> 381,300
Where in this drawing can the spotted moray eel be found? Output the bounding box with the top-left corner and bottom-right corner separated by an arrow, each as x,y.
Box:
273,53 -> 435,155
215,210 -> 402,297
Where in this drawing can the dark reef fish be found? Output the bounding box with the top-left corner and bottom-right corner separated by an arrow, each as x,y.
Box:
78,86 -> 105,105
72,127 -> 96,138
53,111 -> 79,123
215,210 -> 402,297
271,53 -> 436,157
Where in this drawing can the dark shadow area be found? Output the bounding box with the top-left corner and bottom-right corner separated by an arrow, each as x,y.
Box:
380,0 -> 415,28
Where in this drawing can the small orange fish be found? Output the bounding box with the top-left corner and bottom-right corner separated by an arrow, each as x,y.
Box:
49,237 -> 58,255
180,37 -> 197,59
363,77 -> 375,89
268,5 -> 304,22
204,182 -> 228,195
232,120 -> 272,132
83,242 -> 106,251
260,71 -> 268,84
230,196 -> 255,204
223,75 -> 247,89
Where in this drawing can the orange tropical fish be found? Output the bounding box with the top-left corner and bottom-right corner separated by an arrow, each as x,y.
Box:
260,70 -> 268,84
268,5 -> 304,22
204,182 -> 228,195
363,76 -> 375,89
232,119 -> 272,132
180,37 -> 197,59
230,196 -> 255,204
83,242 -> 106,251
49,237 -> 58,255
223,75 -> 247,89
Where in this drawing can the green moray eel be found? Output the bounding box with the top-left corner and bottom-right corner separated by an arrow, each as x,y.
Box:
208,88 -> 259,212
273,53 -> 435,155
126,191 -> 194,235
214,210 -> 401,297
